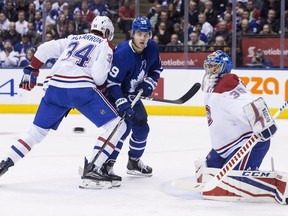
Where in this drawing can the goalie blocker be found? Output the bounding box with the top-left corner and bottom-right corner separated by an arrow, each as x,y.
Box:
194,159 -> 288,205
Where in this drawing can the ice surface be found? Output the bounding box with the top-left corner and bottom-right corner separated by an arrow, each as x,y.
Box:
0,114 -> 287,216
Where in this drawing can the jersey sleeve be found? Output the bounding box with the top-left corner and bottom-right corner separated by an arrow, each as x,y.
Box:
147,40 -> 163,81
90,41 -> 113,86
106,48 -> 130,100
31,38 -> 68,69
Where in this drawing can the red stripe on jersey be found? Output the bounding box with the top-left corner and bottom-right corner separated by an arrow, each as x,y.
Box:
30,57 -> 44,69
98,137 -> 115,149
18,139 -> 31,151
53,74 -> 93,80
213,74 -> 240,93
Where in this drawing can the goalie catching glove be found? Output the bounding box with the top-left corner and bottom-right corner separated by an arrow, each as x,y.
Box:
136,77 -> 157,97
244,97 -> 277,141
19,66 -> 39,91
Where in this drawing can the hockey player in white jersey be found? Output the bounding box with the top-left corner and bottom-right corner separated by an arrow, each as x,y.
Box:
194,50 -> 288,204
0,16 -> 126,189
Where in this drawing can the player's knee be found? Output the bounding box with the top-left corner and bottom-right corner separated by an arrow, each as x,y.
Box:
22,124 -> 49,144
132,122 -> 149,141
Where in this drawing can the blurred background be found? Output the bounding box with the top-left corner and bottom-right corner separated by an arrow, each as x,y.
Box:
1,0 -> 288,69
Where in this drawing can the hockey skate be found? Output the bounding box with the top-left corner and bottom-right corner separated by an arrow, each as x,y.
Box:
127,157 -> 153,177
79,157 -> 112,189
102,160 -> 122,187
0,157 -> 14,177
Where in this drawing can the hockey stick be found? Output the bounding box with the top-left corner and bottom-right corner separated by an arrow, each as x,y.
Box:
38,82 -> 201,104
138,82 -> 201,104
186,100 -> 288,192
82,89 -> 143,177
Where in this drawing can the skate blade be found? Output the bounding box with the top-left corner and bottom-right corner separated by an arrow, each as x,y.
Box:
126,170 -> 153,177
79,179 -> 112,189
112,180 -> 121,187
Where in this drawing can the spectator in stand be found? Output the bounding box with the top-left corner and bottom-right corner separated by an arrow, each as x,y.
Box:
15,10 -> 28,35
172,22 -> 184,43
26,22 -> 42,48
18,47 -> 35,67
188,0 -> 199,26
26,2 -> 36,23
33,10 -> 43,35
246,0 -> 261,21
33,0 -> 45,11
259,9 -> 280,34
89,0 -> 109,16
208,35 -> 230,55
45,22 -> 58,39
14,33 -> 34,58
187,31 -> 206,52
241,9 -> 260,33
66,21 -> 76,36
55,13 -> 68,39
213,0 -> 229,16
0,11 -> 10,31
73,11 -> 90,34
44,0 -> 59,26
194,0 -> 205,13
0,39 -> 19,68
203,0 -> 218,27
198,13 -> 213,42
155,11 -> 174,35
15,0 -> 29,13
218,2 -> 232,22
147,2 -> 162,31
0,32 -> 4,51
165,33 -> 183,52
209,20 -> 232,47
167,2 -> 181,24
250,49 -> 273,69
259,23 -> 278,36
153,21 -> 171,45
3,22 -> 21,46
52,0 -> 68,14
3,1 -> 18,22
118,0 -> 135,40
193,22 -> 208,44
80,0 -> 96,28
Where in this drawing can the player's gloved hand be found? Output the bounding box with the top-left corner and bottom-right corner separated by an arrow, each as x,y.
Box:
115,98 -> 134,118
19,66 -> 39,91
257,123 -> 277,141
136,77 -> 157,97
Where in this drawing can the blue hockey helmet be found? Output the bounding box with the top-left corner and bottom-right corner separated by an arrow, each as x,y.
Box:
131,16 -> 152,33
203,50 -> 232,77
202,50 -> 233,92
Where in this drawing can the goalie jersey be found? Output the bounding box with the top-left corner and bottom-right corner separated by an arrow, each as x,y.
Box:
204,74 -> 259,158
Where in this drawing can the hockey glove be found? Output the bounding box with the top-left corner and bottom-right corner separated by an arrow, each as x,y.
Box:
19,66 -> 39,91
258,123 -> 277,141
115,98 -> 134,118
136,77 -> 157,97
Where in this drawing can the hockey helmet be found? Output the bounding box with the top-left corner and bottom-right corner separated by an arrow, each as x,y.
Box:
131,17 -> 152,38
202,50 -> 232,92
91,16 -> 114,41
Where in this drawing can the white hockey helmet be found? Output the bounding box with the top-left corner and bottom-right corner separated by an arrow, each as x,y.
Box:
91,16 -> 114,41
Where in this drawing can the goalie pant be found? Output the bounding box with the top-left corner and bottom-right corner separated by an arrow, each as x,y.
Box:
196,162 -> 288,205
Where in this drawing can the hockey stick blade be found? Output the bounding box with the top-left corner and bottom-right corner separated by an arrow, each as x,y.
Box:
140,82 -> 201,104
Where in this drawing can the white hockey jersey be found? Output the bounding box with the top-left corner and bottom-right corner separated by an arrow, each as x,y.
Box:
204,74 -> 258,158
31,33 -> 114,88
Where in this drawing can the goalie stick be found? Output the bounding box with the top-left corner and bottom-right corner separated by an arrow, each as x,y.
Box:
81,89 -> 143,177
181,100 -> 288,192
37,82 -> 201,104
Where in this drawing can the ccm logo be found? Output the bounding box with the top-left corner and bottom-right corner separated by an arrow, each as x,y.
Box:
242,171 -> 271,177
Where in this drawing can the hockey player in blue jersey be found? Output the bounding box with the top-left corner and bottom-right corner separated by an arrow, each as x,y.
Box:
103,16 -> 163,186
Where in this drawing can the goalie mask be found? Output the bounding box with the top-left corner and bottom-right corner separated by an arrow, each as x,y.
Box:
91,16 -> 114,41
202,50 -> 232,92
